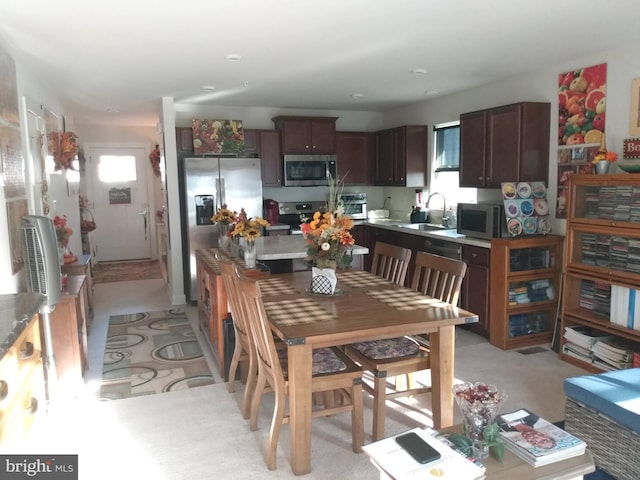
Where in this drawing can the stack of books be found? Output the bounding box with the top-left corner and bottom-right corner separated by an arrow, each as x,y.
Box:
610,284 -> 640,329
496,409 -> 586,467
362,427 -> 486,480
591,337 -> 637,371
562,325 -> 614,364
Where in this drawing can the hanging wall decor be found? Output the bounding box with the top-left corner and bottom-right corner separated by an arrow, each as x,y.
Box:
192,119 -> 244,155
556,62 -> 607,218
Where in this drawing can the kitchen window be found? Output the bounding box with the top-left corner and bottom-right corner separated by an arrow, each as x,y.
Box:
433,122 -> 460,172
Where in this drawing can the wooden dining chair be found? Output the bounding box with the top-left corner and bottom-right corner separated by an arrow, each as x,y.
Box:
369,241 -> 412,286
233,265 -> 364,470
345,251 -> 467,441
217,254 -> 256,420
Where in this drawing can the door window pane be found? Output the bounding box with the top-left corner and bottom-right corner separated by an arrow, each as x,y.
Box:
98,155 -> 136,183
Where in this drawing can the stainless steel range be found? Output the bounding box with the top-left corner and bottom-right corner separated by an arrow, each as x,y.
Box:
278,201 -> 326,234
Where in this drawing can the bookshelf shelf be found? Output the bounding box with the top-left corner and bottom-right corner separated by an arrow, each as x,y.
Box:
560,173 -> 640,372
489,235 -> 564,350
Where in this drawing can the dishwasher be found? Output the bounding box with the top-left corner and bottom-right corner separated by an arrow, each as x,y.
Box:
422,237 -> 462,260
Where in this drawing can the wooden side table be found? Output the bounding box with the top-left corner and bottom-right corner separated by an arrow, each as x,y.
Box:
45,275 -> 88,397
61,254 -> 93,331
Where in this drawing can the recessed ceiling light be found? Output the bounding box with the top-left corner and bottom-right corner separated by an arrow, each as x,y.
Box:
425,90 -> 439,95
226,54 -> 242,62
202,85 -> 216,91
243,80 -> 250,87
412,68 -> 428,75
106,108 -> 119,113
351,93 -> 364,99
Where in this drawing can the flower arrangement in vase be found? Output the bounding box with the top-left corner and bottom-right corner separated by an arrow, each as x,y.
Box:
230,208 -> 270,268
591,134 -> 618,174
53,214 -> 76,264
53,214 -> 73,247
301,175 -> 355,294
453,382 -> 507,460
211,204 -> 236,249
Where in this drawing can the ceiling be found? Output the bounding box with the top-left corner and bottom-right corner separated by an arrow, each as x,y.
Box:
2,0 -> 640,127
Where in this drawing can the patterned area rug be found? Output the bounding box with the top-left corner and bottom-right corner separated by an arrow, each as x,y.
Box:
100,308 -> 214,400
93,260 -> 162,284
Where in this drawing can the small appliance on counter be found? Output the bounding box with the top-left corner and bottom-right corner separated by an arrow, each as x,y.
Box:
457,202 -> 509,239
338,192 -> 367,220
278,201 -> 326,234
264,198 -> 279,224
409,206 -> 428,223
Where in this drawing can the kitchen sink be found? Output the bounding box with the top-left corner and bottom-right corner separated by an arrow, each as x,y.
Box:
393,223 -> 451,232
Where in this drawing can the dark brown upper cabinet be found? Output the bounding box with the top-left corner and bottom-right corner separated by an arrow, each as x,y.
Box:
336,131 -> 373,185
373,125 -> 428,187
272,116 -> 338,154
459,102 -> 550,188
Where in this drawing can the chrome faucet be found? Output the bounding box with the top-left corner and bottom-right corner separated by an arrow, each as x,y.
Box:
426,192 -> 447,226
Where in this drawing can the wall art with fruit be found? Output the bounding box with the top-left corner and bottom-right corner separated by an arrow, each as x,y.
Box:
558,62 -> 607,146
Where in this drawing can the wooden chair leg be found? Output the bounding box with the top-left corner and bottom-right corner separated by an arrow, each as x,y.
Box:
241,353 -> 257,419
351,381 -> 364,453
250,372 -> 267,431
266,390 -> 286,470
227,344 -> 243,393
372,374 -> 388,441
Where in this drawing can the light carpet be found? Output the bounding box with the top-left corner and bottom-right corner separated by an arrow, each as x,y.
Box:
100,308 -> 214,400
39,328 -> 589,479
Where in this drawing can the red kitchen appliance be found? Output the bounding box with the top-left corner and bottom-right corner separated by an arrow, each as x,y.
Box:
264,199 -> 279,224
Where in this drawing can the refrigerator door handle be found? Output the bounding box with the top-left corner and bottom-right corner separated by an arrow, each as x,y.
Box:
217,177 -> 226,207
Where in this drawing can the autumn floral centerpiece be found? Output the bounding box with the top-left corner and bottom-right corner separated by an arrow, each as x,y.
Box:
301,175 -> 355,294
231,208 -> 270,267
211,204 -> 236,249
231,208 -> 270,242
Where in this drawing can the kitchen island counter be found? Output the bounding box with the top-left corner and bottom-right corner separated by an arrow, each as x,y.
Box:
253,234 -> 369,260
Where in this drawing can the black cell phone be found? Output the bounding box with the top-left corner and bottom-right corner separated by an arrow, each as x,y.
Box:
395,431 -> 442,464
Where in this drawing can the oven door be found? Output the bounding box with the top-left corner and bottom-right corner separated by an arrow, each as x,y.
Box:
338,193 -> 367,219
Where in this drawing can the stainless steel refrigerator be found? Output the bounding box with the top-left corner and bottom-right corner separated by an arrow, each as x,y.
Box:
179,156 -> 263,302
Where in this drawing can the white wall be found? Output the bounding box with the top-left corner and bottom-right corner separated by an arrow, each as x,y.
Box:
383,44 -> 640,235
0,41 -> 66,294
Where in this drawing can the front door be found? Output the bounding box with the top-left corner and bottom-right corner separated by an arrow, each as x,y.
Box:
86,146 -> 152,262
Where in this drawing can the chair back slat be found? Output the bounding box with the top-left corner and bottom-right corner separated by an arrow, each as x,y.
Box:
370,241 -> 412,286
410,251 -> 467,305
218,254 -> 251,341
235,266 -> 286,389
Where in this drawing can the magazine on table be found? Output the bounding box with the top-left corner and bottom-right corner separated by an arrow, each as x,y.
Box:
496,409 -> 586,467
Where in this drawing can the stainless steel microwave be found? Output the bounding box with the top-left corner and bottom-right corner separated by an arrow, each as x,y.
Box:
283,154 -> 337,187
457,202 -> 509,239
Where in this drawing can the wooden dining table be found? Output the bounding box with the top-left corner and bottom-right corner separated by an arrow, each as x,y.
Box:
257,269 -> 479,475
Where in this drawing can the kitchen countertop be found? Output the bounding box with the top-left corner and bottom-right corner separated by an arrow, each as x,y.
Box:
254,235 -> 369,260
0,292 -> 46,361
362,219 -> 492,248
266,223 -> 290,231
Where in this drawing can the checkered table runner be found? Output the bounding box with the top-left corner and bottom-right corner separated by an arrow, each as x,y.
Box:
198,248 -> 248,274
264,298 -> 336,326
258,278 -> 299,296
365,289 -> 443,311
337,270 -> 393,287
